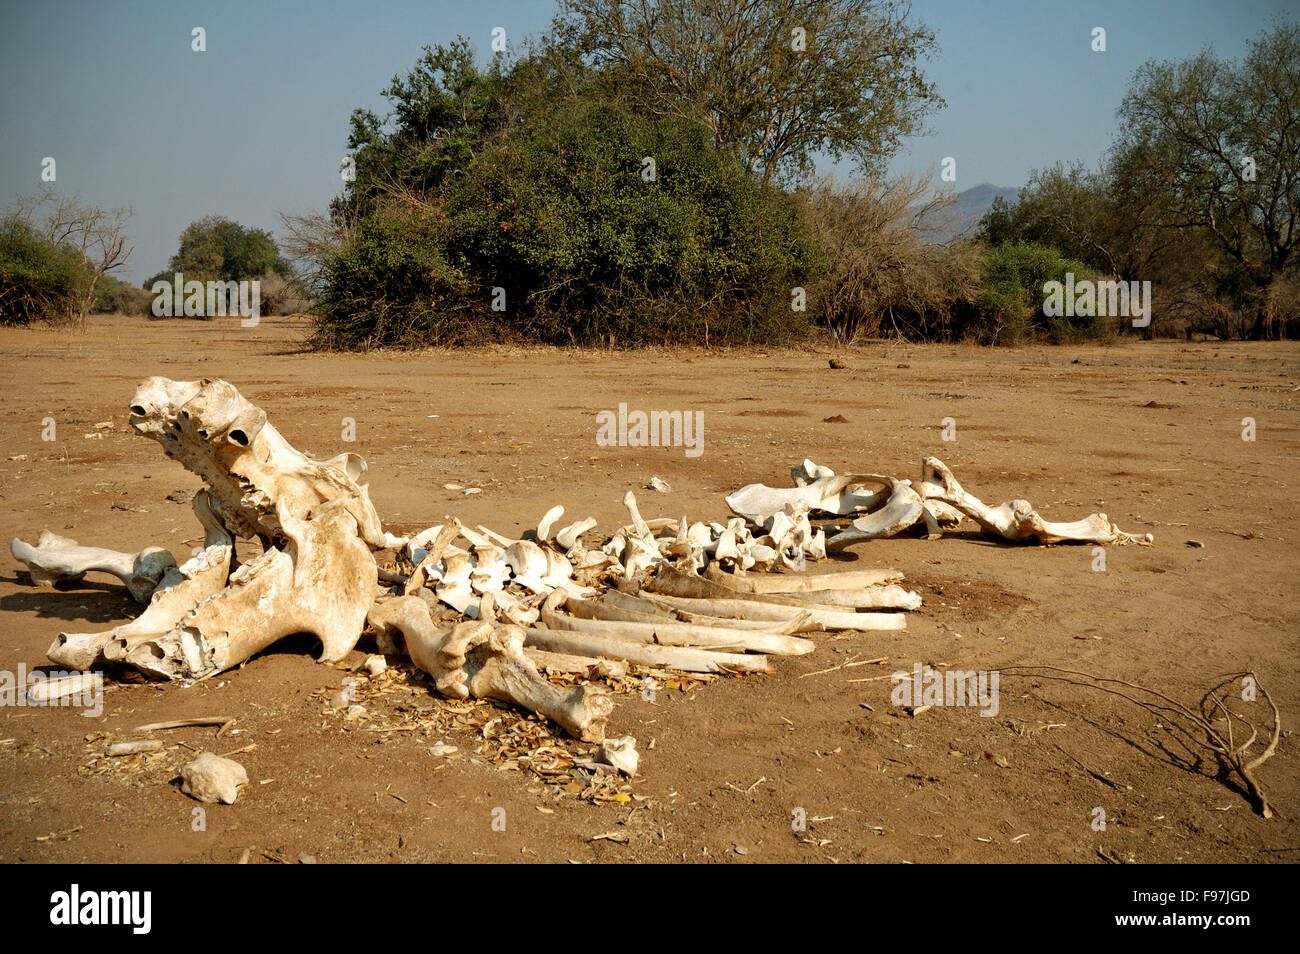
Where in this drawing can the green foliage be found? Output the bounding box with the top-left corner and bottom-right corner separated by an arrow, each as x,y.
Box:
981,21 -> 1299,340
960,242 -> 1099,345
0,214 -> 88,324
154,215 -> 290,284
315,93 -> 820,347
313,200 -> 474,347
92,273 -> 150,315
563,0 -> 943,186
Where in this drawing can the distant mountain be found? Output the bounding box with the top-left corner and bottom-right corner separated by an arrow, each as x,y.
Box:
942,183 -> 1020,241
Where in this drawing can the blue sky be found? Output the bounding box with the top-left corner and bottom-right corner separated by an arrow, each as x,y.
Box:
0,0 -> 1291,282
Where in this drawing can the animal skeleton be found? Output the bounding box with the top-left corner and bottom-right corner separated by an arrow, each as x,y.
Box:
11,377 -> 1156,749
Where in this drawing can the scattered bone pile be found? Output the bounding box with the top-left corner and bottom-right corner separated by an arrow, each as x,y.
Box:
10,377 -> 1153,753
727,458 -> 1154,547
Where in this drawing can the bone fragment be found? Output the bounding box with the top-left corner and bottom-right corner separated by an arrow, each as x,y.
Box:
107,740 -> 163,756
11,532 -> 177,602
180,752 -> 248,804
702,564 -> 904,592
25,671 -> 101,704
521,628 -> 773,673
596,735 -> 639,775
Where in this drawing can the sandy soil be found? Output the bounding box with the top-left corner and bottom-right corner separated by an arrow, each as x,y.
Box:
0,314 -> 1296,864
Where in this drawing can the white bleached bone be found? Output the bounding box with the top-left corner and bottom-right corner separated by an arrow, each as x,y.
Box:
120,500 -> 377,680
526,649 -> 627,678
25,671 -> 102,704
635,590 -> 899,633
922,457 -> 1154,545
180,752 -> 248,804
367,598 -> 613,741
791,459 -> 836,486
435,551 -> 477,615
598,588 -> 818,632
10,532 -> 177,603
548,591 -> 813,654
648,564 -> 906,631
521,627 -> 773,673
468,544 -> 510,595
50,493 -> 235,670
536,505 -> 566,543
725,472 -> 886,524
502,540 -> 592,597
596,735 -> 639,775
555,517 -> 597,552
826,476 -> 926,549
127,376 -> 404,550
703,565 -> 904,592
915,458 -> 966,527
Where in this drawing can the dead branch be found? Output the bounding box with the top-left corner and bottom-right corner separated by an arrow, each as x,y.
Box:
1004,665 -> 1281,819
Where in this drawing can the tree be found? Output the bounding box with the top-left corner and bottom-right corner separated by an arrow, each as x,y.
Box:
803,175 -> 974,342
1116,21 -> 1300,339
559,0 -> 943,185
336,40 -> 517,219
155,215 -> 290,283
1,190 -> 133,324
0,213 -> 88,324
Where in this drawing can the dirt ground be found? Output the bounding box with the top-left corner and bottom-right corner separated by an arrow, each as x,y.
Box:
0,314 -> 1295,864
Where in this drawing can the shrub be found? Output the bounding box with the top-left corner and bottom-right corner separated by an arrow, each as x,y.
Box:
0,214 -> 89,324
312,199 -> 477,347
958,242 -> 1101,345
92,274 -> 150,315
801,177 -> 978,342
314,101 -> 821,347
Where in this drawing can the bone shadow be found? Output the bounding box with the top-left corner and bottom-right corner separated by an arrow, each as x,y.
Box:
0,573 -> 136,623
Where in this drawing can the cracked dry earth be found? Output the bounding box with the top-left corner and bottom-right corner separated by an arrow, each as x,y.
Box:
0,314 -> 1296,864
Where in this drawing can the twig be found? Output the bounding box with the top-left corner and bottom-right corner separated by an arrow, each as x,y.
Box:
1005,666 -> 1280,818
800,656 -> 886,679
136,717 -> 235,733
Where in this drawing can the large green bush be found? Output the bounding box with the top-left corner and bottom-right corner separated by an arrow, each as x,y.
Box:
314,101 -> 821,347
958,242 -> 1105,345
0,215 -> 89,324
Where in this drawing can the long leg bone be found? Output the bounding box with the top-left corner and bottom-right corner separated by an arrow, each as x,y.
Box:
521,627 -> 773,673
368,597 -> 613,741
923,457 -> 1154,545
11,533 -> 177,603
702,564 -> 904,592
543,591 -> 815,655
